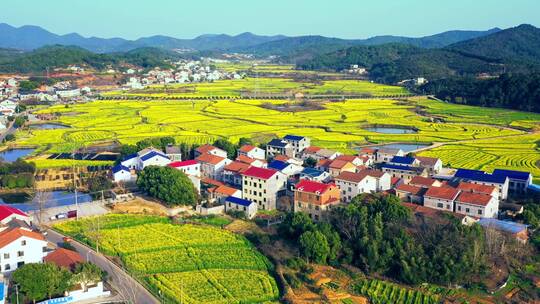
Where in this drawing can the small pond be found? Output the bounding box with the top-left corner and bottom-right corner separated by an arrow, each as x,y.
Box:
364,127 -> 417,134
0,148 -> 36,163
372,143 -> 430,153
0,191 -> 93,212
29,123 -> 70,130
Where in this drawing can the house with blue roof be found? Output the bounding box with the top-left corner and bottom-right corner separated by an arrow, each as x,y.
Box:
120,153 -> 139,170
492,169 -> 532,194
120,148 -> 171,171
389,156 -> 418,166
300,167 -> 331,182
224,196 -> 257,219
380,163 -> 427,182
283,135 -> 311,157
266,139 -> 294,158
454,168 -> 509,200
268,160 -> 303,177
112,164 -> 133,182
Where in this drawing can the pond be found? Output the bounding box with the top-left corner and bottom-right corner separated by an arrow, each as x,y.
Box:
372,143 -> 430,153
29,123 -> 70,130
0,148 -> 36,163
364,127 -> 417,134
0,191 -> 93,212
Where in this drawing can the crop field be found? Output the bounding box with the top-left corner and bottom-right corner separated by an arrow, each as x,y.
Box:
353,279 -> 441,304
54,214 -> 279,304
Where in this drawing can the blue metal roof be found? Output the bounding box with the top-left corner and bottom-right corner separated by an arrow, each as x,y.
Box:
301,167 -> 325,177
381,164 -> 422,172
267,139 -> 288,148
225,196 -> 254,207
492,169 -> 531,181
528,184 -> 540,192
268,160 -> 290,171
123,153 -> 138,162
112,164 -> 130,174
478,218 -> 527,234
455,168 -> 507,184
0,282 -> 4,300
284,135 -> 305,141
140,151 -> 169,162
390,156 -> 416,165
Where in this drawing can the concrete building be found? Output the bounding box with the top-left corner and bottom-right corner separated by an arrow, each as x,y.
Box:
168,160 -> 201,177
266,139 -> 294,158
455,191 -> 498,218
196,154 -> 231,180
293,180 -> 340,221
241,167 -> 287,211
225,196 -> 257,219
334,171 -> 378,203
283,135 -> 311,158
0,228 -> 48,273
423,186 -> 460,212
238,145 -> 265,160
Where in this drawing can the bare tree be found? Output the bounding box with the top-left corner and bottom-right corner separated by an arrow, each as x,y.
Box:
33,190 -> 51,228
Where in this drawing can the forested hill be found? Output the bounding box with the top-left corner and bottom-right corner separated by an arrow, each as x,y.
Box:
0,45 -> 182,73
296,24 -> 540,83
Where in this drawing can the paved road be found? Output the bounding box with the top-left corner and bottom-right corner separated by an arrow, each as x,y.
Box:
31,200 -> 110,224
46,229 -> 160,304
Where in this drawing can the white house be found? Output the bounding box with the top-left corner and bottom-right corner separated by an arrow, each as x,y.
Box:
416,156 -> 443,174
266,139 -> 294,158
112,165 -> 133,183
139,151 -> 171,169
168,160 -> 201,177
236,154 -> 266,168
0,206 -> 29,227
238,145 -> 265,160
241,167 -> 287,211
267,160 -> 303,177
454,169 -> 509,200
196,153 -> 232,180
224,196 -> 258,219
56,88 -> 81,99
375,148 -> 404,163
335,171 -> 378,203
423,186 -> 461,212
455,191 -> 498,218
0,228 -> 48,273
283,135 -> 311,158
195,144 -> 228,158
299,168 -> 331,183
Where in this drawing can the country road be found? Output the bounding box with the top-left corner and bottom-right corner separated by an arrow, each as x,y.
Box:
46,229 -> 160,304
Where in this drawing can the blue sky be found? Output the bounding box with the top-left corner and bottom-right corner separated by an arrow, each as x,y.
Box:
2,0 -> 539,39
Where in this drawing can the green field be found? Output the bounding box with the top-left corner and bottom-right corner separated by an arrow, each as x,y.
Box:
54,214 -> 279,304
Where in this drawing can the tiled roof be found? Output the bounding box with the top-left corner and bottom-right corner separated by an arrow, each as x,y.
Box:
239,145 -> 256,153
316,158 -> 333,168
381,164 -> 424,173
335,155 -> 360,163
390,156 -> 416,165
359,147 -> 376,154
236,154 -> 258,164
284,135 -> 305,141
395,184 -> 424,196
201,178 -> 225,187
224,161 -> 250,173
416,156 -> 440,166
492,169 -> 531,181
122,153 -> 138,162
214,185 -> 240,196
242,166 -> 278,180
316,149 -> 338,158
296,179 -> 332,194
273,154 -> 290,162
165,145 -> 181,154
361,169 -> 386,178
196,153 -> 226,165
457,182 -> 496,195
329,160 -> 352,169
112,164 -> 130,174
268,160 -> 290,171
169,160 -> 198,168
335,171 -> 370,183
140,151 -> 169,162
456,192 -> 493,206
44,248 -> 83,269
0,205 -> 27,222
0,228 -> 45,249
425,186 -> 460,200
377,148 -> 402,154
303,146 -> 322,154
225,196 -> 254,207
267,139 -> 289,148
196,144 -> 218,154
409,176 -> 438,187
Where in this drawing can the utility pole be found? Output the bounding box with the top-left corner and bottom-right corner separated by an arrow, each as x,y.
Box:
15,284 -> 19,304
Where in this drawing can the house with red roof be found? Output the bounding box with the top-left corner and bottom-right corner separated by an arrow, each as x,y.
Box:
0,206 -> 29,227
0,227 -> 49,273
208,185 -> 242,204
334,171 -> 378,203
236,154 -> 266,168
238,145 -> 265,160
395,184 -> 426,204
196,153 -> 232,180
195,144 -> 228,158
455,191 -> 498,218
415,156 -> 443,174
408,176 -> 442,188
44,247 -> 83,270
457,182 -> 499,202
241,167 -> 287,211
223,161 -> 251,187
423,186 -> 461,212
328,159 -> 356,177
301,146 -> 322,160
294,180 -> 340,221
168,160 -> 200,177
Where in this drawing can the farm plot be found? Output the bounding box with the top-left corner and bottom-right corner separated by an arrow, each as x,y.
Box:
353,279 -> 441,304
54,214 -> 279,304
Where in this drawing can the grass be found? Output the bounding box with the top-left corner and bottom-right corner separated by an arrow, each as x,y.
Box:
54,214 -> 279,304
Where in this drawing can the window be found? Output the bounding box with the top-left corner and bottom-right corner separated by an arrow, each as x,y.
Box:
457,206 -> 461,211
3,253 -> 9,259
21,240 -> 26,246
465,208 -> 470,213
17,251 -> 24,257
446,205 -> 451,210
4,264 -> 10,271
478,209 -> 482,215
437,203 -> 443,208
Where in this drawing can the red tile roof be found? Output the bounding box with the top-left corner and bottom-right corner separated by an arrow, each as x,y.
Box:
391,177 -> 401,186
425,186 -> 460,200
236,154 -> 259,165
409,176 -> 439,187
360,169 -> 386,178
295,179 -> 333,194
201,178 -> 225,187
44,248 -> 83,269
456,192 -> 493,206
304,146 -> 322,154
316,158 -> 332,168
273,154 -> 290,162
416,156 -> 440,166
0,206 -> 27,222
242,166 -> 278,180
213,185 -> 241,196
396,184 -> 424,196
329,160 -> 352,169
224,161 -> 250,173
335,171 -> 370,183
239,145 -> 256,153
359,147 -> 377,154
0,228 -> 45,249
196,144 -> 217,154
457,182 -> 497,196
168,160 -> 198,168
196,153 -> 226,165
335,155 -> 360,163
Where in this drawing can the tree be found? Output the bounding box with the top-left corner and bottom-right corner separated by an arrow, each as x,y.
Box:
137,166 -> 198,206
317,222 -> 342,264
279,212 -> 314,239
71,262 -> 104,292
238,137 -> 254,147
12,263 -> 72,303
299,230 -> 330,264
303,157 -> 317,168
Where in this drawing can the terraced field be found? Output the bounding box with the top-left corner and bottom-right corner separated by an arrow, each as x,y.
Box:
54,214 -> 279,304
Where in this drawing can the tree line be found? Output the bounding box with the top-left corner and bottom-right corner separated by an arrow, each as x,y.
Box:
0,160 -> 36,189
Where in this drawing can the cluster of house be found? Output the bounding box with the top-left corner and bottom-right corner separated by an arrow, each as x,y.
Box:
0,205 -> 109,302
123,60 -> 244,89
113,135 -> 533,240
0,78 -> 17,100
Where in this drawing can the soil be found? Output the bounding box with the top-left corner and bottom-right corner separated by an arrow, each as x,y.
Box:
225,219 -> 264,235
110,198 -> 168,216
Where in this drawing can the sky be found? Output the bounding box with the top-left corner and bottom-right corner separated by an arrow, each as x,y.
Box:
2,0 -> 540,39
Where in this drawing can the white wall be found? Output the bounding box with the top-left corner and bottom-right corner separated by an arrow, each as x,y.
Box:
0,236 -> 48,273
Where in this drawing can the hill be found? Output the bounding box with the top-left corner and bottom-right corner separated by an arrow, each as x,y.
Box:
0,45 -> 181,73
